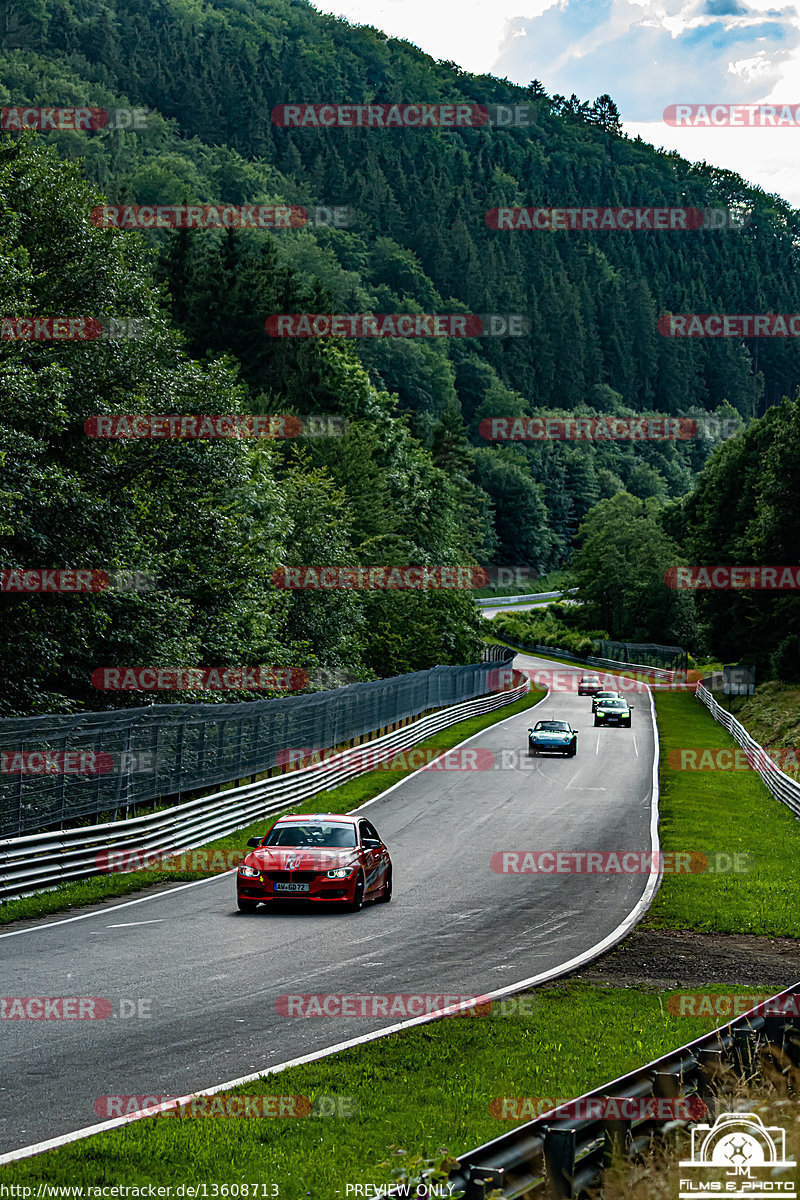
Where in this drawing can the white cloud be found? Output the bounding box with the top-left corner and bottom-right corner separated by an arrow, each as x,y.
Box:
310,0 -> 800,205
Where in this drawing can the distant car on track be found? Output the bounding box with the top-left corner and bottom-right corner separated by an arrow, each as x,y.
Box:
594,698 -> 634,728
528,719 -> 579,757
577,673 -> 602,696
592,690 -> 621,713
236,813 -> 392,913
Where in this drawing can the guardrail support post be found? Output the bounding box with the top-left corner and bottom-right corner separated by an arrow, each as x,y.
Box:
696,1047 -> 726,1110
464,1166 -> 504,1199
544,1127 -> 576,1198
601,1117 -> 631,1169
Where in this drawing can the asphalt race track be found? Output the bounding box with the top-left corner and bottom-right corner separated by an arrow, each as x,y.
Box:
0,653 -> 657,1155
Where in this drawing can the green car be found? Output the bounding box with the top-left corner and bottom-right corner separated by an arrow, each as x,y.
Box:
594,698 -> 633,728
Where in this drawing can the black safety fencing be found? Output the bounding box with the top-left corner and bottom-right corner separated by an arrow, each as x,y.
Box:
0,651 -> 515,838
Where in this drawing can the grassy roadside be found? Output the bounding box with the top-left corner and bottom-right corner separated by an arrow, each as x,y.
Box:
0,982 -> 773,1196
645,688 -> 800,935
0,685 -> 545,927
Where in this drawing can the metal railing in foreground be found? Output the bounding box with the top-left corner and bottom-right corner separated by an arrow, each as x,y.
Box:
399,984 -> 800,1199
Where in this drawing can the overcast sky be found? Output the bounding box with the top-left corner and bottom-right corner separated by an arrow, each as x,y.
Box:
311,0 -> 800,206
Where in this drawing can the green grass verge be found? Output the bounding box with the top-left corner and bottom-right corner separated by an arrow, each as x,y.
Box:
0,686 -> 545,927
645,689 -> 800,935
0,982 -> 772,1194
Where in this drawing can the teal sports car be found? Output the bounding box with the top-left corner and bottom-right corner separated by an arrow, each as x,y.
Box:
528,719 -> 579,757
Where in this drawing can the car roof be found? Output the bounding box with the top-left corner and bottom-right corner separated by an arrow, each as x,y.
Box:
274,813 -> 358,825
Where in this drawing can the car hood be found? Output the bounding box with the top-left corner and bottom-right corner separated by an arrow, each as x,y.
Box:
245,848 -> 360,871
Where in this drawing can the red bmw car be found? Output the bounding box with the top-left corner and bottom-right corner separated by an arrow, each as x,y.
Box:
236,813 -> 392,913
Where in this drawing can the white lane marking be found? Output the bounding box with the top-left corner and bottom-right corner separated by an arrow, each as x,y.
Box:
0,874 -> 230,940
595,735 -> 600,754
107,920 -> 165,929
0,657 -> 665,1168
564,772 -> 606,792
632,733 -> 639,757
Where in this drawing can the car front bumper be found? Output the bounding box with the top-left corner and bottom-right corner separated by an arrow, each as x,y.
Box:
237,872 -> 357,903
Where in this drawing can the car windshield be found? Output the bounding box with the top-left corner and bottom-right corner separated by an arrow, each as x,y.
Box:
600,700 -> 626,710
596,692 -> 618,699
582,677 -> 600,683
535,721 -> 570,732
262,824 -> 357,848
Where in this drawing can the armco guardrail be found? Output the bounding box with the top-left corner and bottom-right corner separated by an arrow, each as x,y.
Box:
0,671 -> 528,902
493,637 -> 676,680
402,984 -> 800,1199
475,590 -> 565,608
0,656 -> 514,838
696,680 -> 800,819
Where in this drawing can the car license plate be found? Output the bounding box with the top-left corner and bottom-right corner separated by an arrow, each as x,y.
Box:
274,882 -> 310,893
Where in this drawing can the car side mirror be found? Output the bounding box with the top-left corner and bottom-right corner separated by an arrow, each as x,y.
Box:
362,838 -> 381,848
247,837 -> 261,847
573,730 -> 579,734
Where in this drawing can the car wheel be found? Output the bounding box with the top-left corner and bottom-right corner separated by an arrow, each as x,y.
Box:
567,743 -> 576,757
348,873 -> 365,913
237,898 -> 259,913
377,867 -> 392,903
594,717 -> 600,727
529,747 -> 538,757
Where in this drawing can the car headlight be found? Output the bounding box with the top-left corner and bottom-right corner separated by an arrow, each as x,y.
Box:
239,865 -> 260,877
326,867 -> 353,878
